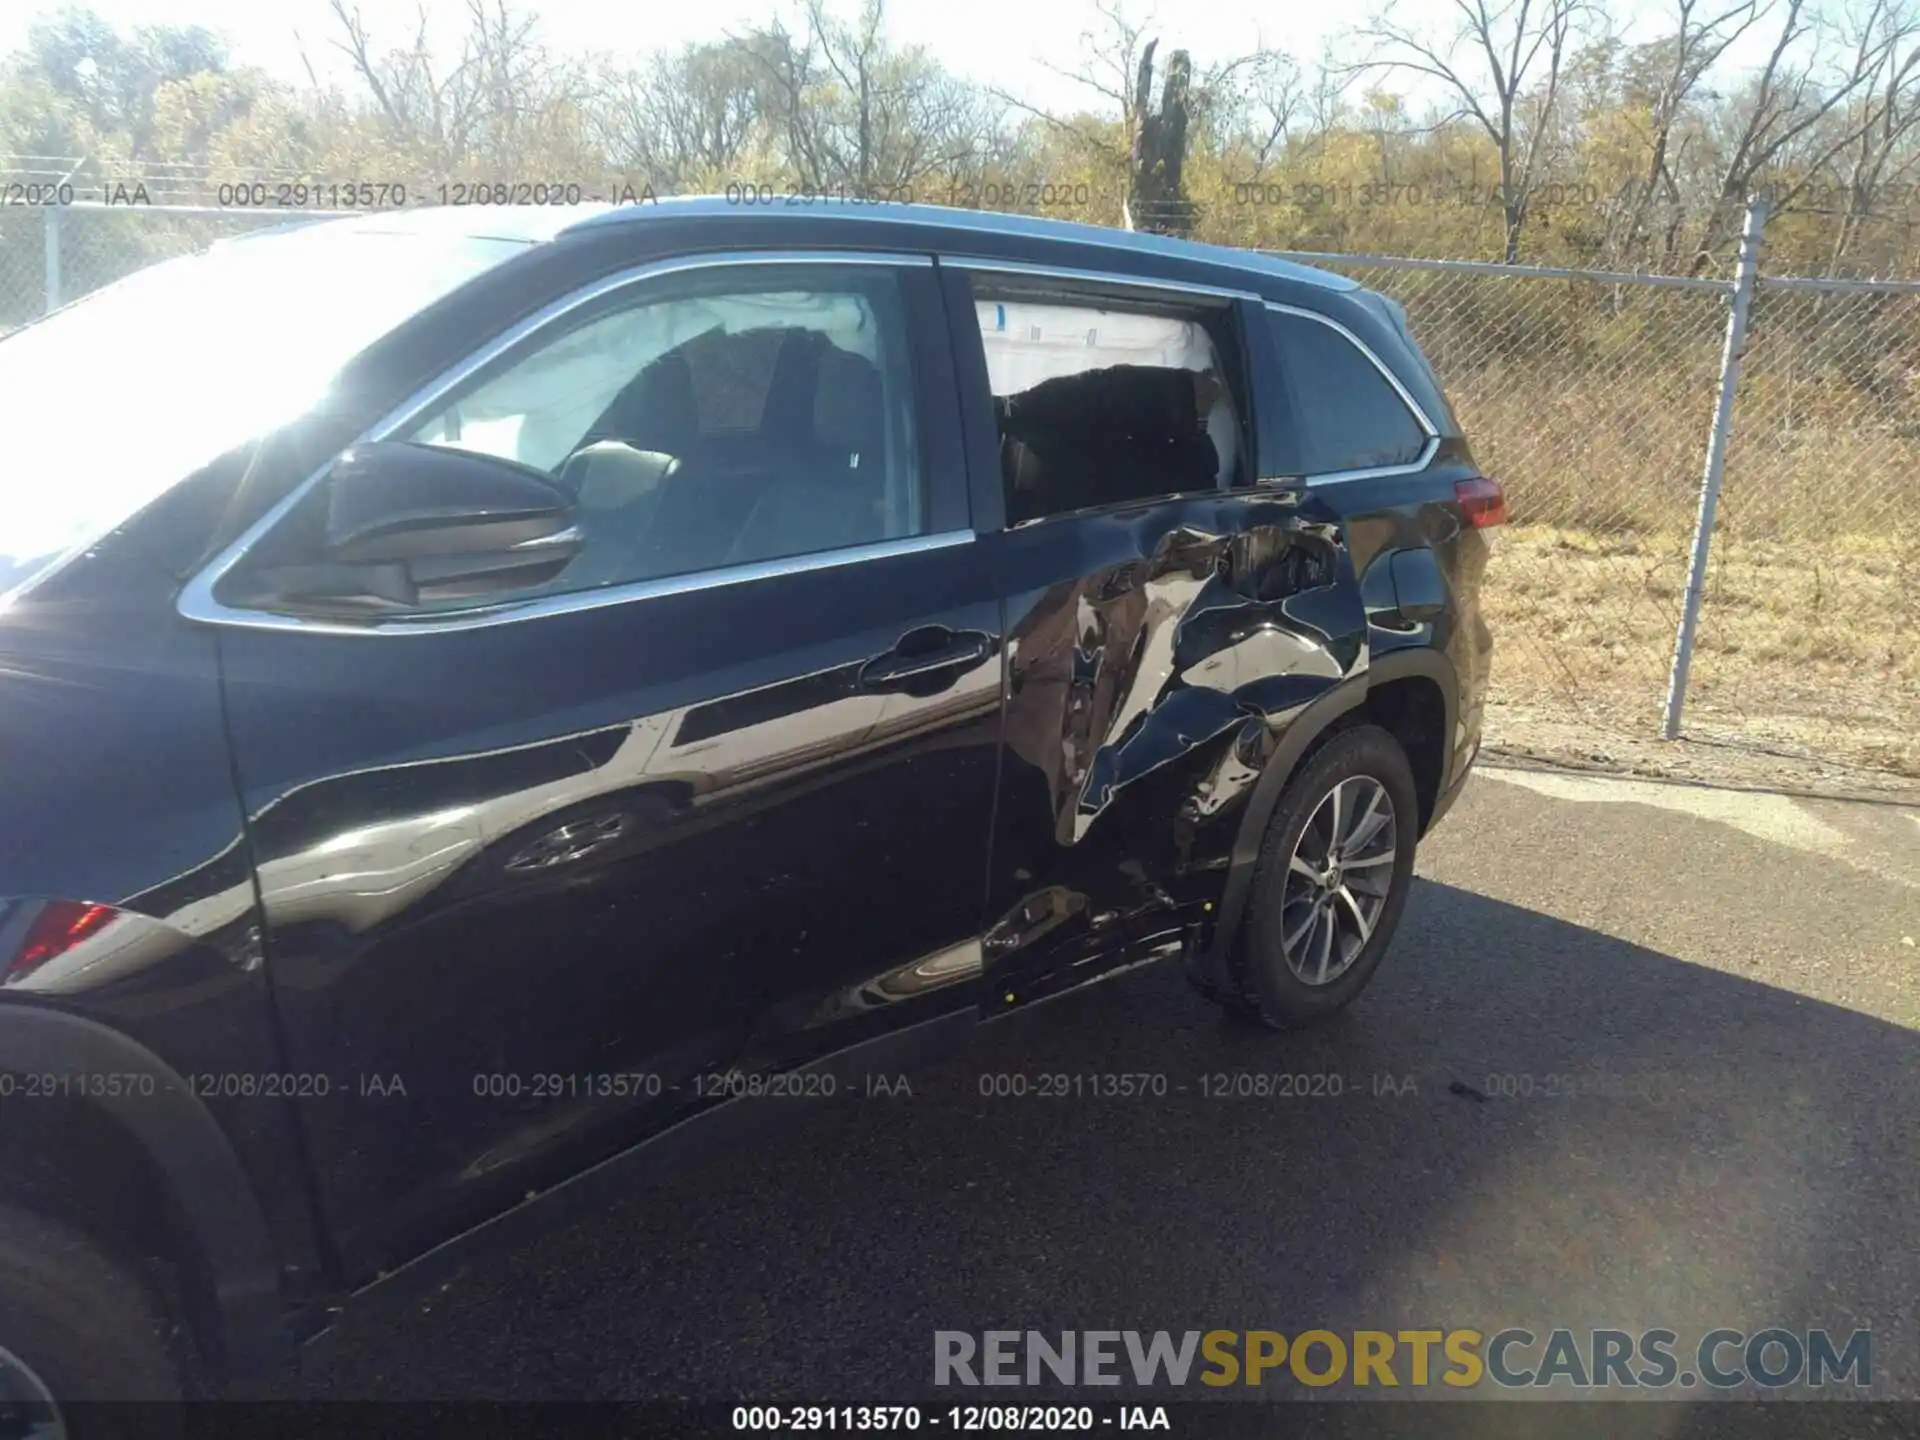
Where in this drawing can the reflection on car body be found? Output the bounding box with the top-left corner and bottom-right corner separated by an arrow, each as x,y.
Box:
0,199 -> 1497,1410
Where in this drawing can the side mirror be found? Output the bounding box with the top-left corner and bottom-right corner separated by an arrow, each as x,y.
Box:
233,441 -> 583,615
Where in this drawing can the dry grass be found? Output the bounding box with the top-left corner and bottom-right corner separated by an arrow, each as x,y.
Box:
1379,273 -> 1920,787
1483,524 -> 1920,778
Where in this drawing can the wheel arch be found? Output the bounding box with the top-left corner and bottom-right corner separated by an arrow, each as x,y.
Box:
1200,648 -> 1459,975
1357,651 -> 1458,835
0,1003 -> 292,1391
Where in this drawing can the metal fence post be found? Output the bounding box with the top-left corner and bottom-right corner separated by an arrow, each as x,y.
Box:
42,203 -> 61,315
1662,195 -> 1768,739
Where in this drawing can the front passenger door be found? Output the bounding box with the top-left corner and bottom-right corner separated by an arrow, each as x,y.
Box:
204,254 -> 1003,1279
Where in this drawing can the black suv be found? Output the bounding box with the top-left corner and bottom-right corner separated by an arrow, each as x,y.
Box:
0,199 -> 1498,1414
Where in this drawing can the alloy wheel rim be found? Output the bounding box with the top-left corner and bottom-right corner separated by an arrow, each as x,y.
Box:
505,812 -> 632,872
1279,775 -> 1397,986
0,1344 -> 65,1440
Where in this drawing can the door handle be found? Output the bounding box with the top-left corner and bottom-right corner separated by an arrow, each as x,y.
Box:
858,630 -> 992,689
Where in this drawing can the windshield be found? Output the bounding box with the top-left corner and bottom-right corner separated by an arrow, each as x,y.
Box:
0,223 -> 531,599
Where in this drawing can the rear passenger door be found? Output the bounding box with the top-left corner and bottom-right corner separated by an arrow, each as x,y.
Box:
944,263 -> 1373,1012
206,253 -> 1004,1278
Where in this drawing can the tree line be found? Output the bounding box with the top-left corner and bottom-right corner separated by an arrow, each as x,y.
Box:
5,0 -> 1920,277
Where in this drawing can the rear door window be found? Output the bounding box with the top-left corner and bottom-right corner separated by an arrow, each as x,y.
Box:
1268,308 -> 1430,474
966,282 -> 1251,525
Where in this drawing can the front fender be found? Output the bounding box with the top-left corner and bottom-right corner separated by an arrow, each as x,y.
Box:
0,1001 -> 291,1390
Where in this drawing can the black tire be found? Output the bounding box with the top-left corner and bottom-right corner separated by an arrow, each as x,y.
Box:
0,1203 -> 183,1437
1218,723 -> 1420,1029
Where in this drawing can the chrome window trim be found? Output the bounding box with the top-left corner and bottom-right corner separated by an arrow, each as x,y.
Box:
949,256 -> 1262,503
942,255 -> 1259,304
183,529 -> 976,638
1262,301 -> 1441,488
1001,485 -> 1248,532
1255,436 -> 1444,490
556,197 -> 1358,293
948,262 -> 1439,491
177,249 -> 940,636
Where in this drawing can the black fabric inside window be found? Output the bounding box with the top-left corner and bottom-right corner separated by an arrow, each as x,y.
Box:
996,364 -> 1220,525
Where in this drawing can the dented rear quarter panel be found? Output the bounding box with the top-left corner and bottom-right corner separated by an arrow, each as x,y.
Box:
1345,451 -> 1495,797
968,277 -> 1490,1012
978,487 -> 1369,1009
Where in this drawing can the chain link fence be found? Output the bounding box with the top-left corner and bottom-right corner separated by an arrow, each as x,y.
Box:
4,199 -> 1916,782
1277,255 -> 1729,730
0,202 -> 341,332
1700,279 -> 1920,775
1280,241 -> 1920,783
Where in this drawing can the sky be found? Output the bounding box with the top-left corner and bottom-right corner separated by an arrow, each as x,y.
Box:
0,0 -> 1777,123
0,0 -> 1351,114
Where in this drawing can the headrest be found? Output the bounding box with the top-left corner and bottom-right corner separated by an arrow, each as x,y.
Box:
813,347 -> 884,456
759,327 -> 831,442
615,350 -> 697,451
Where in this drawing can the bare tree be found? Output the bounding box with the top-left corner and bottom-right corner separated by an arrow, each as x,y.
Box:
991,0 -> 1273,225
728,22 -> 823,187
1127,40 -> 1195,233
979,0 -> 1145,221
591,41 -> 767,188
1038,0 -> 1157,143
1688,0 -> 1906,269
322,0 -> 474,165
1226,50 -> 1308,173
804,0 -> 886,190
1826,0 -> 1920,269
1300,44 -> 1353,159
1612,0 -> 1770,268
735,1 -> 1000,196
1352,0 -> 1585,261
319,0 -> 583,173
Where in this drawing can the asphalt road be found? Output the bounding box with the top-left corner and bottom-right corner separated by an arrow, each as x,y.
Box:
305,765 -> 1920,1413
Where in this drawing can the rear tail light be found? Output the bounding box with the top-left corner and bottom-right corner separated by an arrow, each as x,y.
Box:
1455,476 -> 1506,528
7,900 -> 116,984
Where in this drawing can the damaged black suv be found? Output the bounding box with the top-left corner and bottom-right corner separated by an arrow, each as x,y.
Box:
0,198 -> 1498,1414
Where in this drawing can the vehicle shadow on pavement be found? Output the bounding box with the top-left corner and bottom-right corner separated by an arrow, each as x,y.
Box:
308,877 -> 1918,1417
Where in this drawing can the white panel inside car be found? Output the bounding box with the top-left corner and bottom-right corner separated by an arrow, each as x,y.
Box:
974,300 -> 1218,395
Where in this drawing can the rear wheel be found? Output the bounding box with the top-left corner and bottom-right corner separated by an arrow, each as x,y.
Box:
0,1203 -> 184,1439
1214,724 -> 1419,1029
